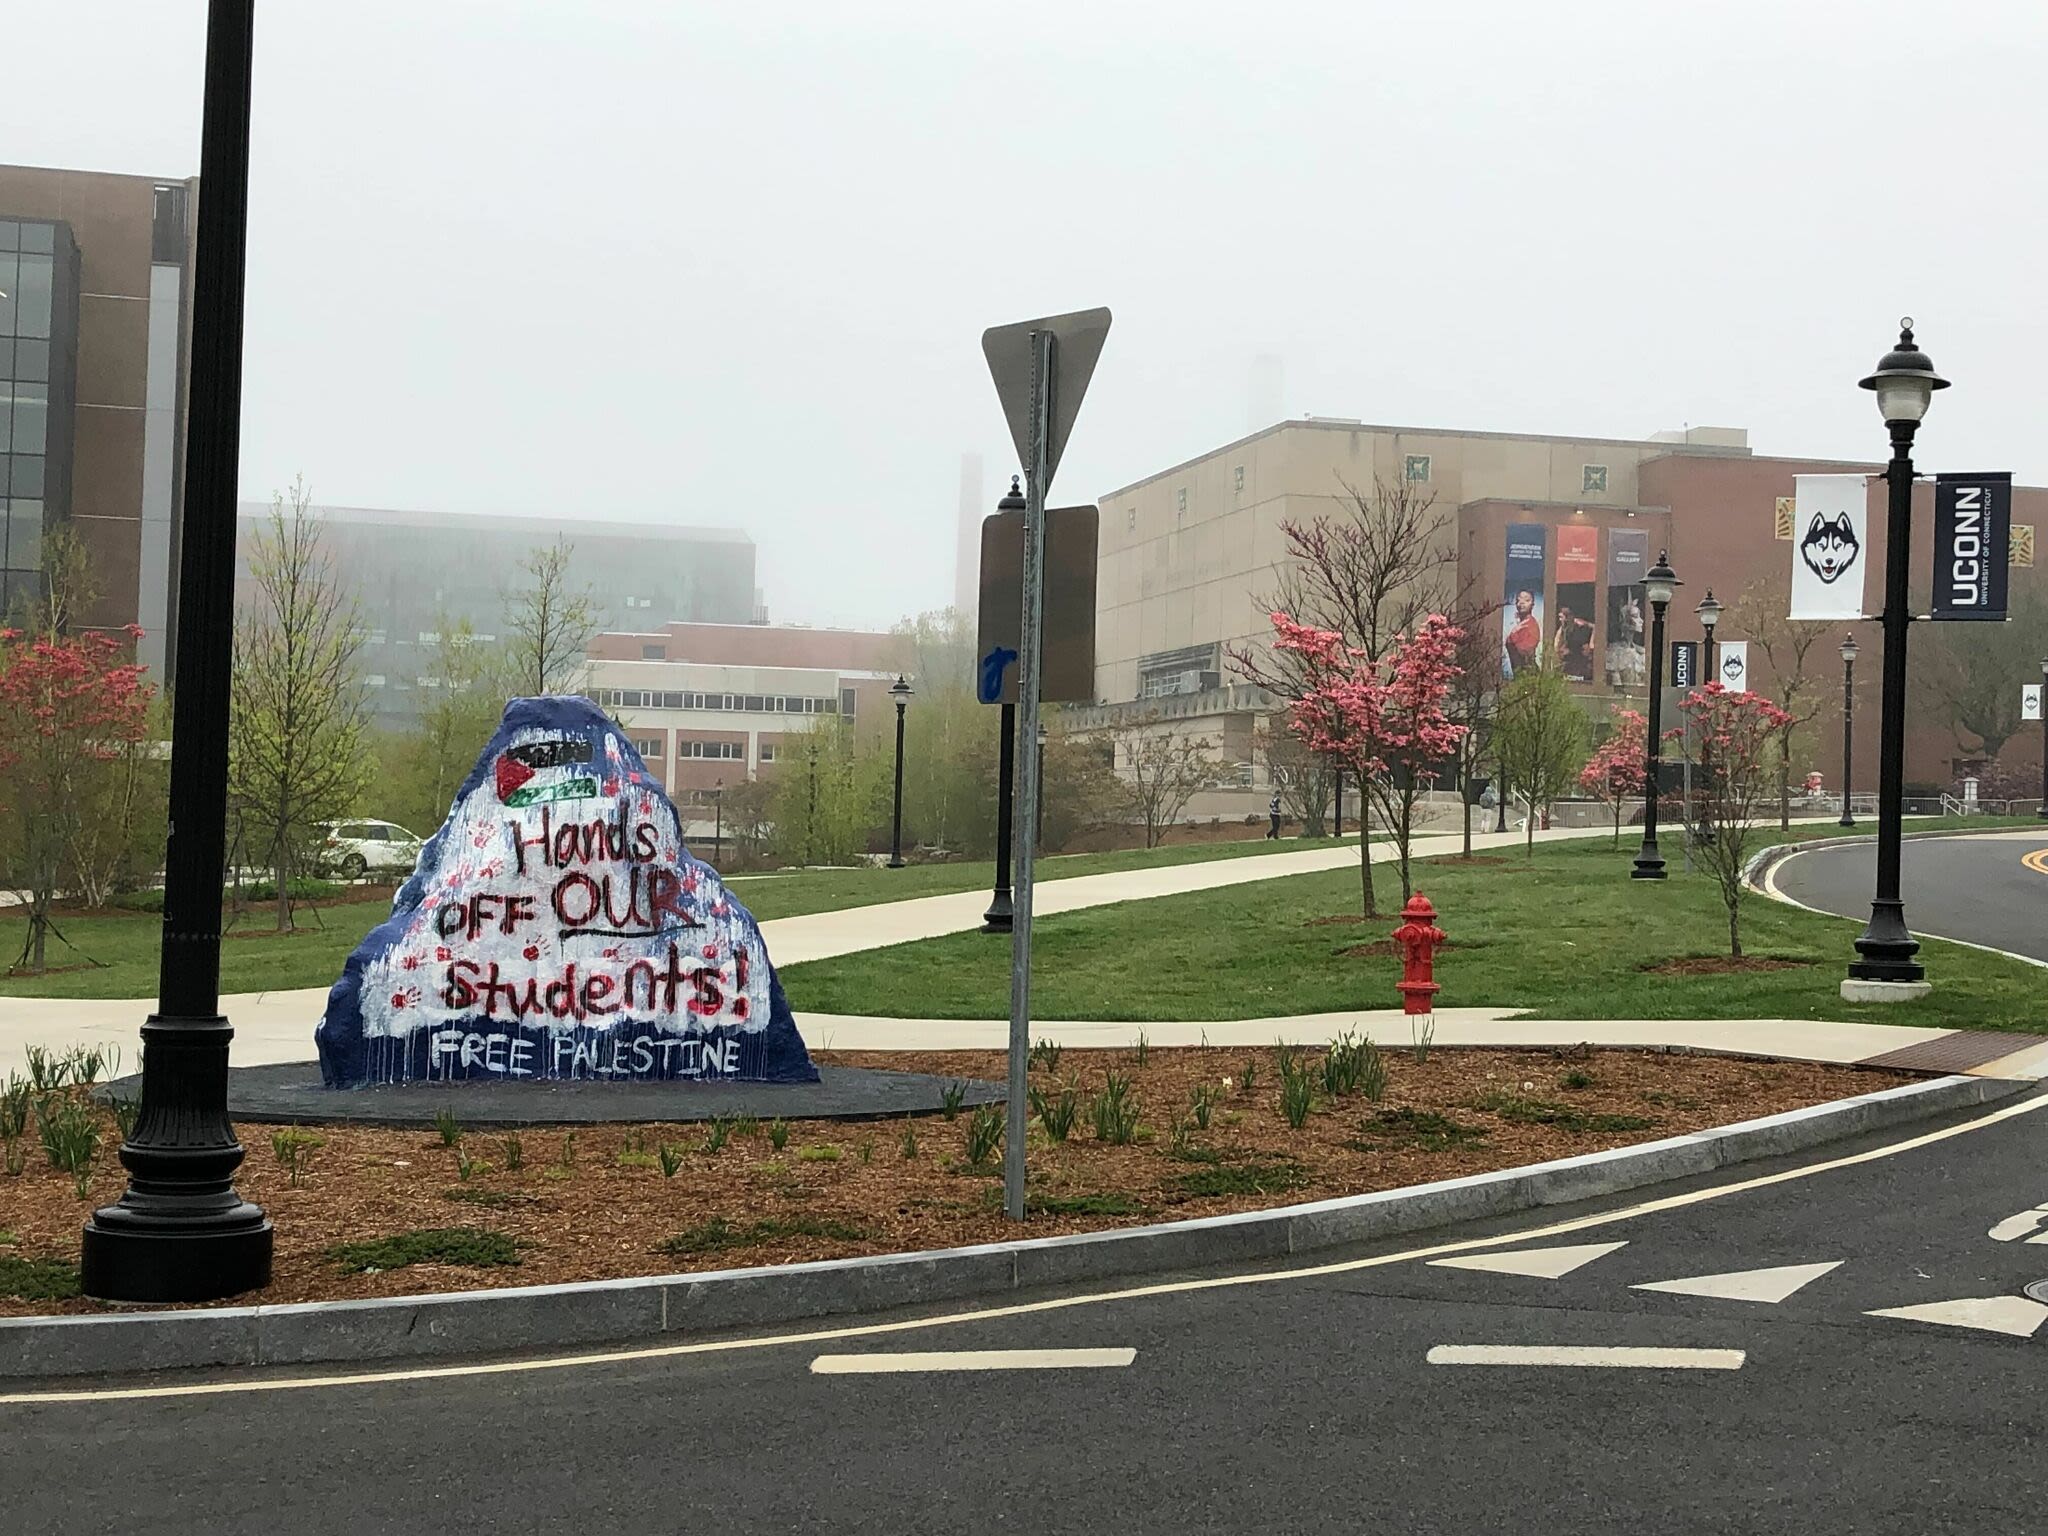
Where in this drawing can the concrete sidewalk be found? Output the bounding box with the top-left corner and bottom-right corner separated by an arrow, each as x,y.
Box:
0,822 -> 1601,1075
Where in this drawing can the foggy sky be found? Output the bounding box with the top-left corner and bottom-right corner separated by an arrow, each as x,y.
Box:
11,2 -> 2047,631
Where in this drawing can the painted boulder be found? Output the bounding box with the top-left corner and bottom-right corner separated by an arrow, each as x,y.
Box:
316,696 -> 818,1088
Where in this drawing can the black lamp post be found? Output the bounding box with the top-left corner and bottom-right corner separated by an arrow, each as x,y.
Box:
1847,319 -> 1948,995
886,674 -> 913,868
984,477 -> 1025,931
80,0 -> 272,1301
1632,551 -> 1680,879
2037,658 -> 2047,822
1839,634 -> 1859,828
1693,587 -> 1721,846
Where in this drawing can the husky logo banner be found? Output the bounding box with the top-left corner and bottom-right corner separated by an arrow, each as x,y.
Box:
1789,474 -> 1869,621
317,696 -> 819,1088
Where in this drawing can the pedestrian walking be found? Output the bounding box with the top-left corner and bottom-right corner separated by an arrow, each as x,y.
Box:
1267,790 -> 1282,839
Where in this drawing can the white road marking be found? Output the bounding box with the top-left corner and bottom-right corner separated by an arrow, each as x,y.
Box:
1987,1205 -> 2048,1243
1631,1261 -> 1843,1305
1864,1297 -> 2048,1339
809,1348 -> 1134,1374
1428,1241 -> 1628,1279
1427,1345 -> 1744,1370
9,1092 -> 2045,1407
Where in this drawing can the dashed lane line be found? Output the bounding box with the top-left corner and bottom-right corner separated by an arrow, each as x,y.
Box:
809,1348 -> 1135,1374
1426,1346 -> 1745,1370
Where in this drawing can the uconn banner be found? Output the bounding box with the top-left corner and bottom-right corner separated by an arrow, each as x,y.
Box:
1931,473 -> 2011,622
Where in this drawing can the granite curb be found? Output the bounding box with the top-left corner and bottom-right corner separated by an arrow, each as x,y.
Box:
2,1072 -> 2024,1382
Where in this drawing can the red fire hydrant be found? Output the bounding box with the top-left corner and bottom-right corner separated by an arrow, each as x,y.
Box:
1391,892 -> 1446,1016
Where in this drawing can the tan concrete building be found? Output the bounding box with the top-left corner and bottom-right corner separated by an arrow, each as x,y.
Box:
587,621 -> 903,797
1092,418 -> 2048,789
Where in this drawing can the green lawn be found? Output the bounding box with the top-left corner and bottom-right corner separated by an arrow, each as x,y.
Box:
0,833 -> 1371,1000
778,825 -> 2048,1034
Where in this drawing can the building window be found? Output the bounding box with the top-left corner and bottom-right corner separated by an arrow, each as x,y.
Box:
2013,525 -> 2036,569
758,744 -> 776,763
839,687 -> 857,716
1126,506 -> 1136,531
632,738 -> 663,760
641,643 -> 665,660
365,675 -> 386,688
1176,487 -> 1187,514
1233,465 -> 1245,493
1404,454 -> 1431,483
681,741 -> 744,760
1775,497 -> 1796,540
1582,464 -> 1609,494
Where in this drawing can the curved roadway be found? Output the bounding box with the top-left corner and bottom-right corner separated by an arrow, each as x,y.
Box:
1770,830 -> 2048,964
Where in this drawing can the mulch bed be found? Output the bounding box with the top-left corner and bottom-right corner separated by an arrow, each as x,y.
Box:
1638,957 -> 1813,976
0,1046 -> 1911,1317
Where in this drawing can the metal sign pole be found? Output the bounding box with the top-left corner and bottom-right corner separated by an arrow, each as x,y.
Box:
1005,328 -> 1053,1221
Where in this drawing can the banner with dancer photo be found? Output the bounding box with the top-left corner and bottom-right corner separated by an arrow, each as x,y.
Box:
1789,474 -> 1869,621
1604,529 -> 1649,688
1553,524 -> 1598,683
1501,524 -> 1547,679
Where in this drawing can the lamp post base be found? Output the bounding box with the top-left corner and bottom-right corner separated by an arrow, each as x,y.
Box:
79,1012 -> 273,1303
1848,899 -> 1924,986
1630,837 -> 1667,880
886,857 -> 906,869
982,889 -> 1013,933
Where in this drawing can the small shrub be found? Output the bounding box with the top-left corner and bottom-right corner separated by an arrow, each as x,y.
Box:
1091,1070 -> 1140,1145
899,1124 -> 919,1160
1319,1031 -> 1385,1099
857,1136 -> 875,1164
1189,1082 -> 1221,1131
1176,1159 -> 1308,1199
1029,1038 -> 1062,1073
658,1142 -> 686,1177
1167,1113 -> 1194,1159
24,1046 -> 68,1093
68,1045 -> 119,1087
1028,1192 -> 1140,1217
733,1115 -> 760,1139
270,1127 -> 324,1187
456,1148 -> 491,1180
965,1104 -> 1004,1166
1271,1040 -> 1301,1080
1132,1030 -> 1150,1068
36,1094 -> 97,1176
1410,1013 -> 1436,1064
799,1144 -> 842,1163
1348,1107 -> 1488,1154
106,1094 -> 142,1141
701,1118 -> 732,1154
327,1227 -> 526,1274
432,1107 -> 463,1147
0,1254 -> 82,1302
1030,1082 -> 1079,1142
501,1134 -> 525,1171
1560,1068 -> 1596,1091
0,1074 -> 29,1141
1278,1060 -> 1314,1130
1471,1090 -> 1654,1134
555,1130 -> 577,1169
2,1140 -> 23,1177
1238,1061 -> 1259,1097
767,1118 -> 790,1151
939,1082 -> 968,1121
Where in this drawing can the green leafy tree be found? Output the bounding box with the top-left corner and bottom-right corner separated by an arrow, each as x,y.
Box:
1917,592 -> 2048,767
771,715 -> 887,865
228,477 -> 374,931
1494,665 -> 1590,856
373,618 -> 510,833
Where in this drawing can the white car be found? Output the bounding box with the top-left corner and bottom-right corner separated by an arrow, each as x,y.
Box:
320,819 -> 425,880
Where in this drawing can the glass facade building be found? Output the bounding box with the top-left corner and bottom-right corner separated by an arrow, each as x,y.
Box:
0,217 -> 80,614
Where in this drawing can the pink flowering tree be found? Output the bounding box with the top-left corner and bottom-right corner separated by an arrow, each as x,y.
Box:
1579,708 -> 1648,847
1272,612 -> 1466,911
1667,684 -> 1795,957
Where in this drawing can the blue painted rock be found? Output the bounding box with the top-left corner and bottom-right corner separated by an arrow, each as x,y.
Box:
316,696 -> 818,1088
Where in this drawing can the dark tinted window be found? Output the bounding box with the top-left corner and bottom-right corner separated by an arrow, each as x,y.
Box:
16,222 -> 53,255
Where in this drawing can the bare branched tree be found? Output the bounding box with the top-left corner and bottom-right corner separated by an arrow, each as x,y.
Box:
1493,665 -> 1590,857
1110,715 -> 1217,848
506,536 -> 601,696
228,477 -> 374,931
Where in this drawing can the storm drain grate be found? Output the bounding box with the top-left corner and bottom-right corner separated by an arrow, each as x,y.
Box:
1858,1032 -> 2048,1074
